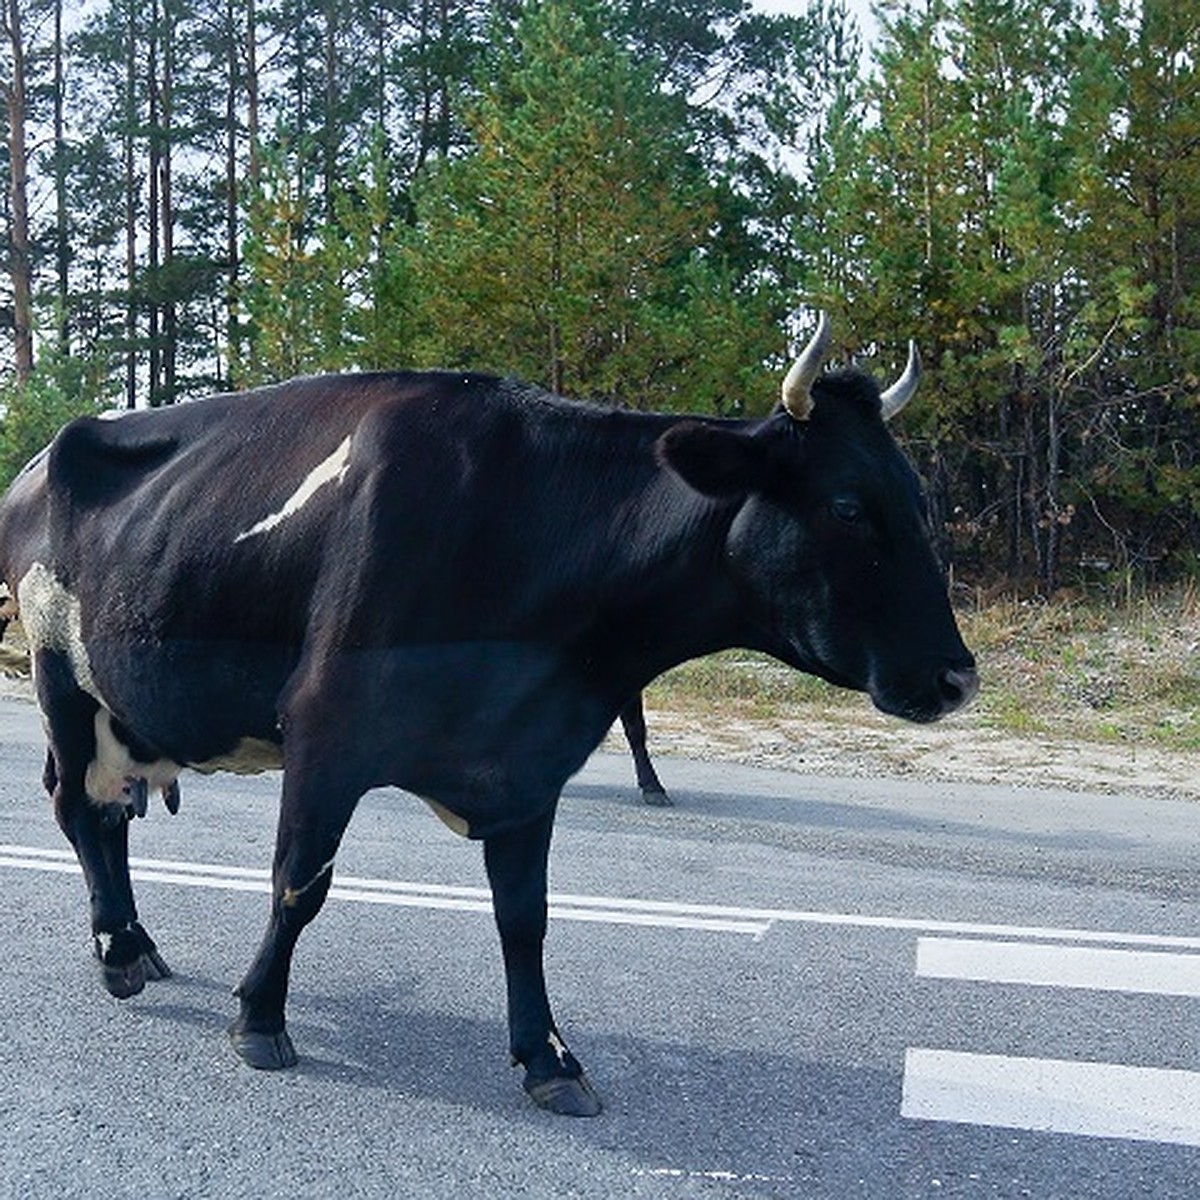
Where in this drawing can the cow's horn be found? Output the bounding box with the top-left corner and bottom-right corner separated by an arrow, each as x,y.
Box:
879,340 -> 920,420
781,312 -> 832,421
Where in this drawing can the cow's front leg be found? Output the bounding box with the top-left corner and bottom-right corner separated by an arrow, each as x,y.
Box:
230,763 -> 359,1072
484,804 -> 601,1117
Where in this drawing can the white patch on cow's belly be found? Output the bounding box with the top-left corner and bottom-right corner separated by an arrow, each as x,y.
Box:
191,738 -> 283,775
17,562 -> 99,698
86,722 -> 281,806
86,709 -> 181,804
86,721 -> 282,804
422,798 -> 471,838
234,435 -> 353,543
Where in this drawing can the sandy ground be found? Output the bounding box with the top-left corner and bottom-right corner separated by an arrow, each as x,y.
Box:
614,701 -> 1200,802
3,640 -> 1195,803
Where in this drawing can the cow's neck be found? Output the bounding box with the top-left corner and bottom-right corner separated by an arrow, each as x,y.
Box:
579,465 -> 751,697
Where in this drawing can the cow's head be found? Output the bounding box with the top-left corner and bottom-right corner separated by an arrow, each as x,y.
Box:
657,313 -> 977,723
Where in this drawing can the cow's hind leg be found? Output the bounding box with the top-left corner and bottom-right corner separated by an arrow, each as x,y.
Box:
618,695 -> 670,806
484,804 -> 601,1117
39,654 -> 169,997
229,762 -> 361,1071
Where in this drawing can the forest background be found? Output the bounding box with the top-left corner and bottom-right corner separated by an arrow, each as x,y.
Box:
0,0 -> 1195,598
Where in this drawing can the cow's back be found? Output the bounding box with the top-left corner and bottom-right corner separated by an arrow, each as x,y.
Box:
41,374 -> 500,639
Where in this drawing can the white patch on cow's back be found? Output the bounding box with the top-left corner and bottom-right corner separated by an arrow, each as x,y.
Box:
86,708 -> 181,804
17,562 -> 99,699
234,435 -> 353,543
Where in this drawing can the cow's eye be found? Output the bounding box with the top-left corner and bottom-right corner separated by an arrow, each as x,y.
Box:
831,497 -> 862,525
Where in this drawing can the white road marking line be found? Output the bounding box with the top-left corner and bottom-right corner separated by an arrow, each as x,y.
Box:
917,937 -> 1200,997
12,841 -> 1200,1150
0,845 -> 767,936
902,1049 -> 1200,1147
4,842 -> 1200,949
632,1167 -> 794,1184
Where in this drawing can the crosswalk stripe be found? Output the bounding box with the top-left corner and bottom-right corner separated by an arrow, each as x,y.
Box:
916,936 -> 1200,998
902,1049 -> 1200,1147
8,842 -> 1200,949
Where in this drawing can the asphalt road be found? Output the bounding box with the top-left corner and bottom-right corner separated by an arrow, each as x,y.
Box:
1,693 -> 1199,1199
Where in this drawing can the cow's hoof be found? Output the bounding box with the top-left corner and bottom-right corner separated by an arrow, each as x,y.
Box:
641,786 -> 673,807
95,924 -> 170,998
230,1026 -> 298,1071
524,1073 -> 602,1117
101,956 -> 147,999
130,922 -> 172,981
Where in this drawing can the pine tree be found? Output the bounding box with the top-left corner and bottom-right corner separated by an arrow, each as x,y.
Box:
1061,0 -> 1200,579
399,0 -> 778,411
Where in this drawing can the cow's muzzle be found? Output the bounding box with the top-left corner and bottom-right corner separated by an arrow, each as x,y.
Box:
935,665 -> 979,715
871,661 -> 979,724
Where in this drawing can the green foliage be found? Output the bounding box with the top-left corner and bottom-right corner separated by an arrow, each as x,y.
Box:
798,0 -> 1200,589
0,354 -> 103,489
238,135 -> 416,382
398,0 -> 779,410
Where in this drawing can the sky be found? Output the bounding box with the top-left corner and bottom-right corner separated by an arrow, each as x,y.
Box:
752,0 -> 880,46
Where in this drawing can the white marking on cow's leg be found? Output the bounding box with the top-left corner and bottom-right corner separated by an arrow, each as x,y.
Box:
234,435 -> 353,543
281,858 -> 336,908
548,1030 -> 571,1068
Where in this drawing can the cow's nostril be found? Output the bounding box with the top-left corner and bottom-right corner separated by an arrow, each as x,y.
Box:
937,666 -> 979,711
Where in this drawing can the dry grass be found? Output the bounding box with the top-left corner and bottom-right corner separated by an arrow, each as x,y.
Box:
648,586 -> 1200,752
961,586 -> 1200,750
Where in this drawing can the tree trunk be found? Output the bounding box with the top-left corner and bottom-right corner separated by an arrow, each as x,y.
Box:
160,0 -> 176,404
322,0 -> 337,221
1042,393 -> 1062,595
246,0 -> 259,188
53,0 -> 68,353
3,0 -> 34,384
224,0 -> 239,383
124,1 -> 138,409
147,0 -> 161,404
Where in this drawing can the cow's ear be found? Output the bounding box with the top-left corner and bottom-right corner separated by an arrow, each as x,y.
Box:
656,421 -> 766,499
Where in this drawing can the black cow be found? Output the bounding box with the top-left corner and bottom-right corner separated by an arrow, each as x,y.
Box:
0,315 -> 976,1117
